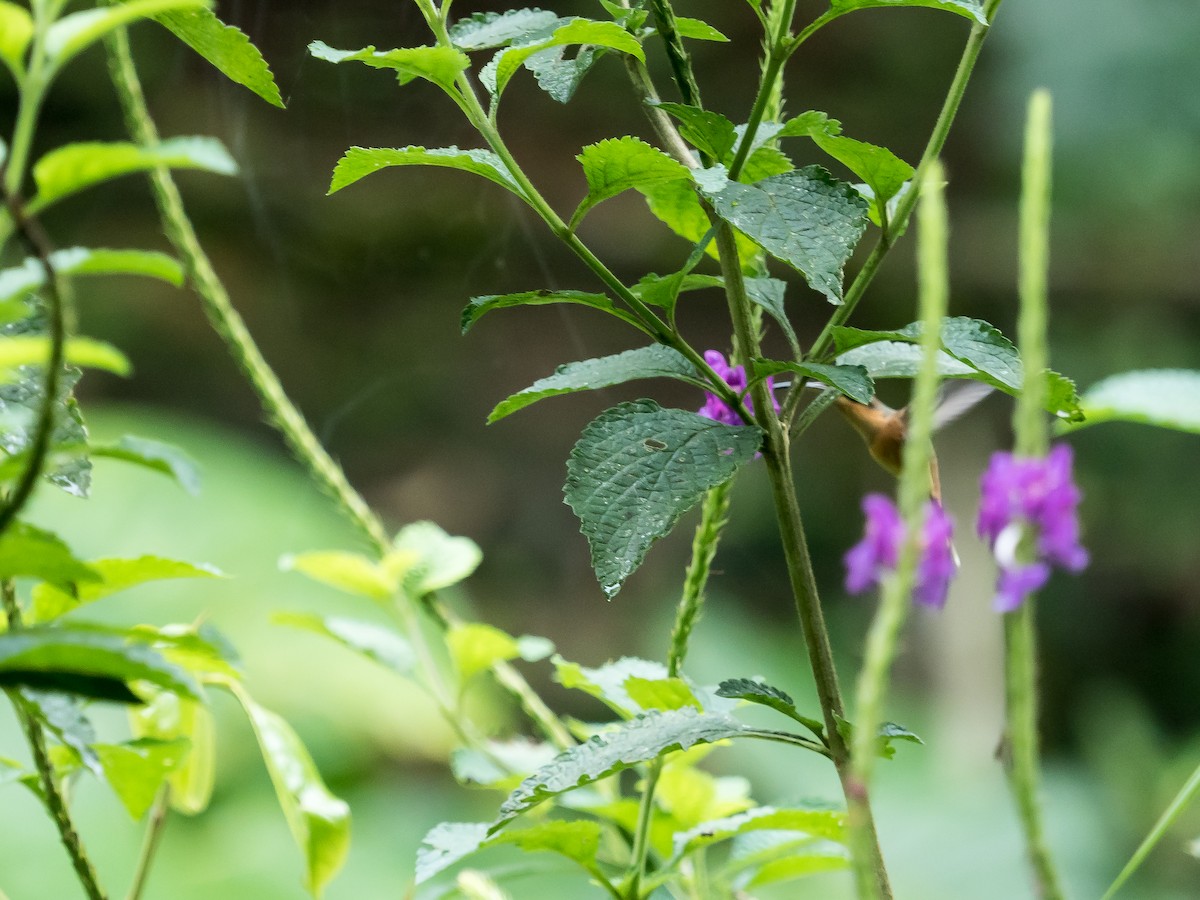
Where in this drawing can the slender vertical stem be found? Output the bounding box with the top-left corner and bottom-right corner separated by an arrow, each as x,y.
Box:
1003,89 -> 1065,900
646,0 -> 703,107
125,786 -> 170,900
847,161 -> 949,900
3,584 -> 107,900
668,480 -> 734,678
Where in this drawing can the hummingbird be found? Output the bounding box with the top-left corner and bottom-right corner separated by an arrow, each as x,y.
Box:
834,381 -> 993,503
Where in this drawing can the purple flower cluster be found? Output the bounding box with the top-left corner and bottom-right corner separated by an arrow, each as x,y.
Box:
976,443 -> 1088,612
844,494 -> 956,609
697,350 -> 780,426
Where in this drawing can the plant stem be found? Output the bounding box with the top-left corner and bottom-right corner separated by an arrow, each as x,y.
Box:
125,786 -> 170,900
847,161 -> 949,900
646,0 -> 703,107
1003,88 -> 1065,900
804,0 -> 1006,367
102,25 -> 571,752
713,219 -> 892,897
2,583 -> 107,900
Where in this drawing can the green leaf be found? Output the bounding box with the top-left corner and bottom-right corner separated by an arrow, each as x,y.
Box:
0,522 -> 98,588
0,1 -> 33,82
834,716 -> 923,760
154,9 -> 283,107
572,137 -> 689,227
94,738 -> 189,820
494,708 -> 749,828
0,755 -> 26,786
308,40 -> 469,91
652,103 -> 738,162
462,289 -> 644,335
698,165 -> 869,303
639,178 -> 762,265
417,819 -> 602,884
631,272 -> 723,313
228,687 -> 350,897
0,248 -> 184,304
273,612 -> 415,678
129,688 -> 215,814
28,556 -> 221,624
624,676 -> 702,712
31,137 -> 236,209
447,622 -> 521,683
809,132 -> 913,223
777,110 -> 842,140
22,690 -> 101,774
673,17 -> 730,41
451,738 -> 558,790
389,520 -> 482,596
280,550 -> 394,600
752,360 -> 873,405
523,44 -> 599,103
328,146 -> 522,197
483,19 -> 644,99
1066,369 -> 1200,434
0,626 -> 200,700
448,9 -> 563,50
489,345 -> 698,423
0,336 -> 130,377
553,655 -> 669,716
829,0 -> 989,25
745,847 -> 852,887
44,0 -> 212,71
671,805 -> 846,862
743,277 -> 798,351
89,434 -> 202,494
715,678 -> 826,736
565,401 -> 761,597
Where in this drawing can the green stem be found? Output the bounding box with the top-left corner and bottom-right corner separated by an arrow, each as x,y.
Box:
3,583 -> 107,900
804,0 -> 1005,367
1003,89 -> 1065,900
713,218 -> 892,896
102,26 -> 571,753
125,786 -> 170,900
847,161 -> 949,900
2,6 -> 51,199
646,0 -> 703,108
624,762 -> 663,899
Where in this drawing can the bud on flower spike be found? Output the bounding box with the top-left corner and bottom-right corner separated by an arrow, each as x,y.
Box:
977,443 -> 1088,612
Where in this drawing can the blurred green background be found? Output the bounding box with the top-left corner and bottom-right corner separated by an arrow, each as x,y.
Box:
2,0 -> 1199,897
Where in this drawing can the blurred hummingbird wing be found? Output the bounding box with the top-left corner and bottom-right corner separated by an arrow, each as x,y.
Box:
931,381 -> 993,431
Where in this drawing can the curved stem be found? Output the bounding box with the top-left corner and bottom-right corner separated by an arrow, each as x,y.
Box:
125,786 -> 170,900
3,583 -> 107,900
805,0 -> 1006,365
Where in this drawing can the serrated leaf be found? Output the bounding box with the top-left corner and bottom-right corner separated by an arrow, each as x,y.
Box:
777,110 -> 842,139
1066,369 -> 1200,434
28,555 -> 221,624
673,17 -> 730,41
698,165 -> 869,303
155,9 -> 283,107
495,709 -> 749,828
43,0 -> 211,70
523,43 -> 599,103
835,716 -> 923,759
0,248 -> 184,304
0,626 -> 200,700
280,550 -> 394,600
416,819 -> 602,884
564,400 -> 762,597
483,19 -> 643,99
0,522 -> 98,588
639,178 -> 763,265
715,678 -> 826,736
829,0 -> 989,26
809,132 -> 913,222
552,655 -> 669,716
89,434 -> 202,494
489,345 -> 698,423
652,103 -> 738,162
447,622 -> 521,683
632,272 -> 723,312
572,137 -> 689,227
94,738 -> 189,820
0,336 -> 129,377
228,687 -> 350,897
743,277 -> 798,351
671,804 -> 846,862
451,738 -> 559,790
328,146 -> 522,197
0,2 -> 34,82
273,612 -> 415,678
751,360 -> 874,405
448,9 -> 564,50
31,137 -> 236,209
624,676 -> 701,712
308,40 -> 469,90
129,688 -> 215,814
462,289 -> 643,335
389,520 -> 482,596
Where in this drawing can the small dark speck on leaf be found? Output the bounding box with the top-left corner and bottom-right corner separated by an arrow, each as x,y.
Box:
644,438 -> 668,451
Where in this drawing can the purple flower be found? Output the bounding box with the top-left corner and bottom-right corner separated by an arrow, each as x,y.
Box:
697,350 -> 780,426
977,443 -> 1088,612
844,494 -> 957,609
